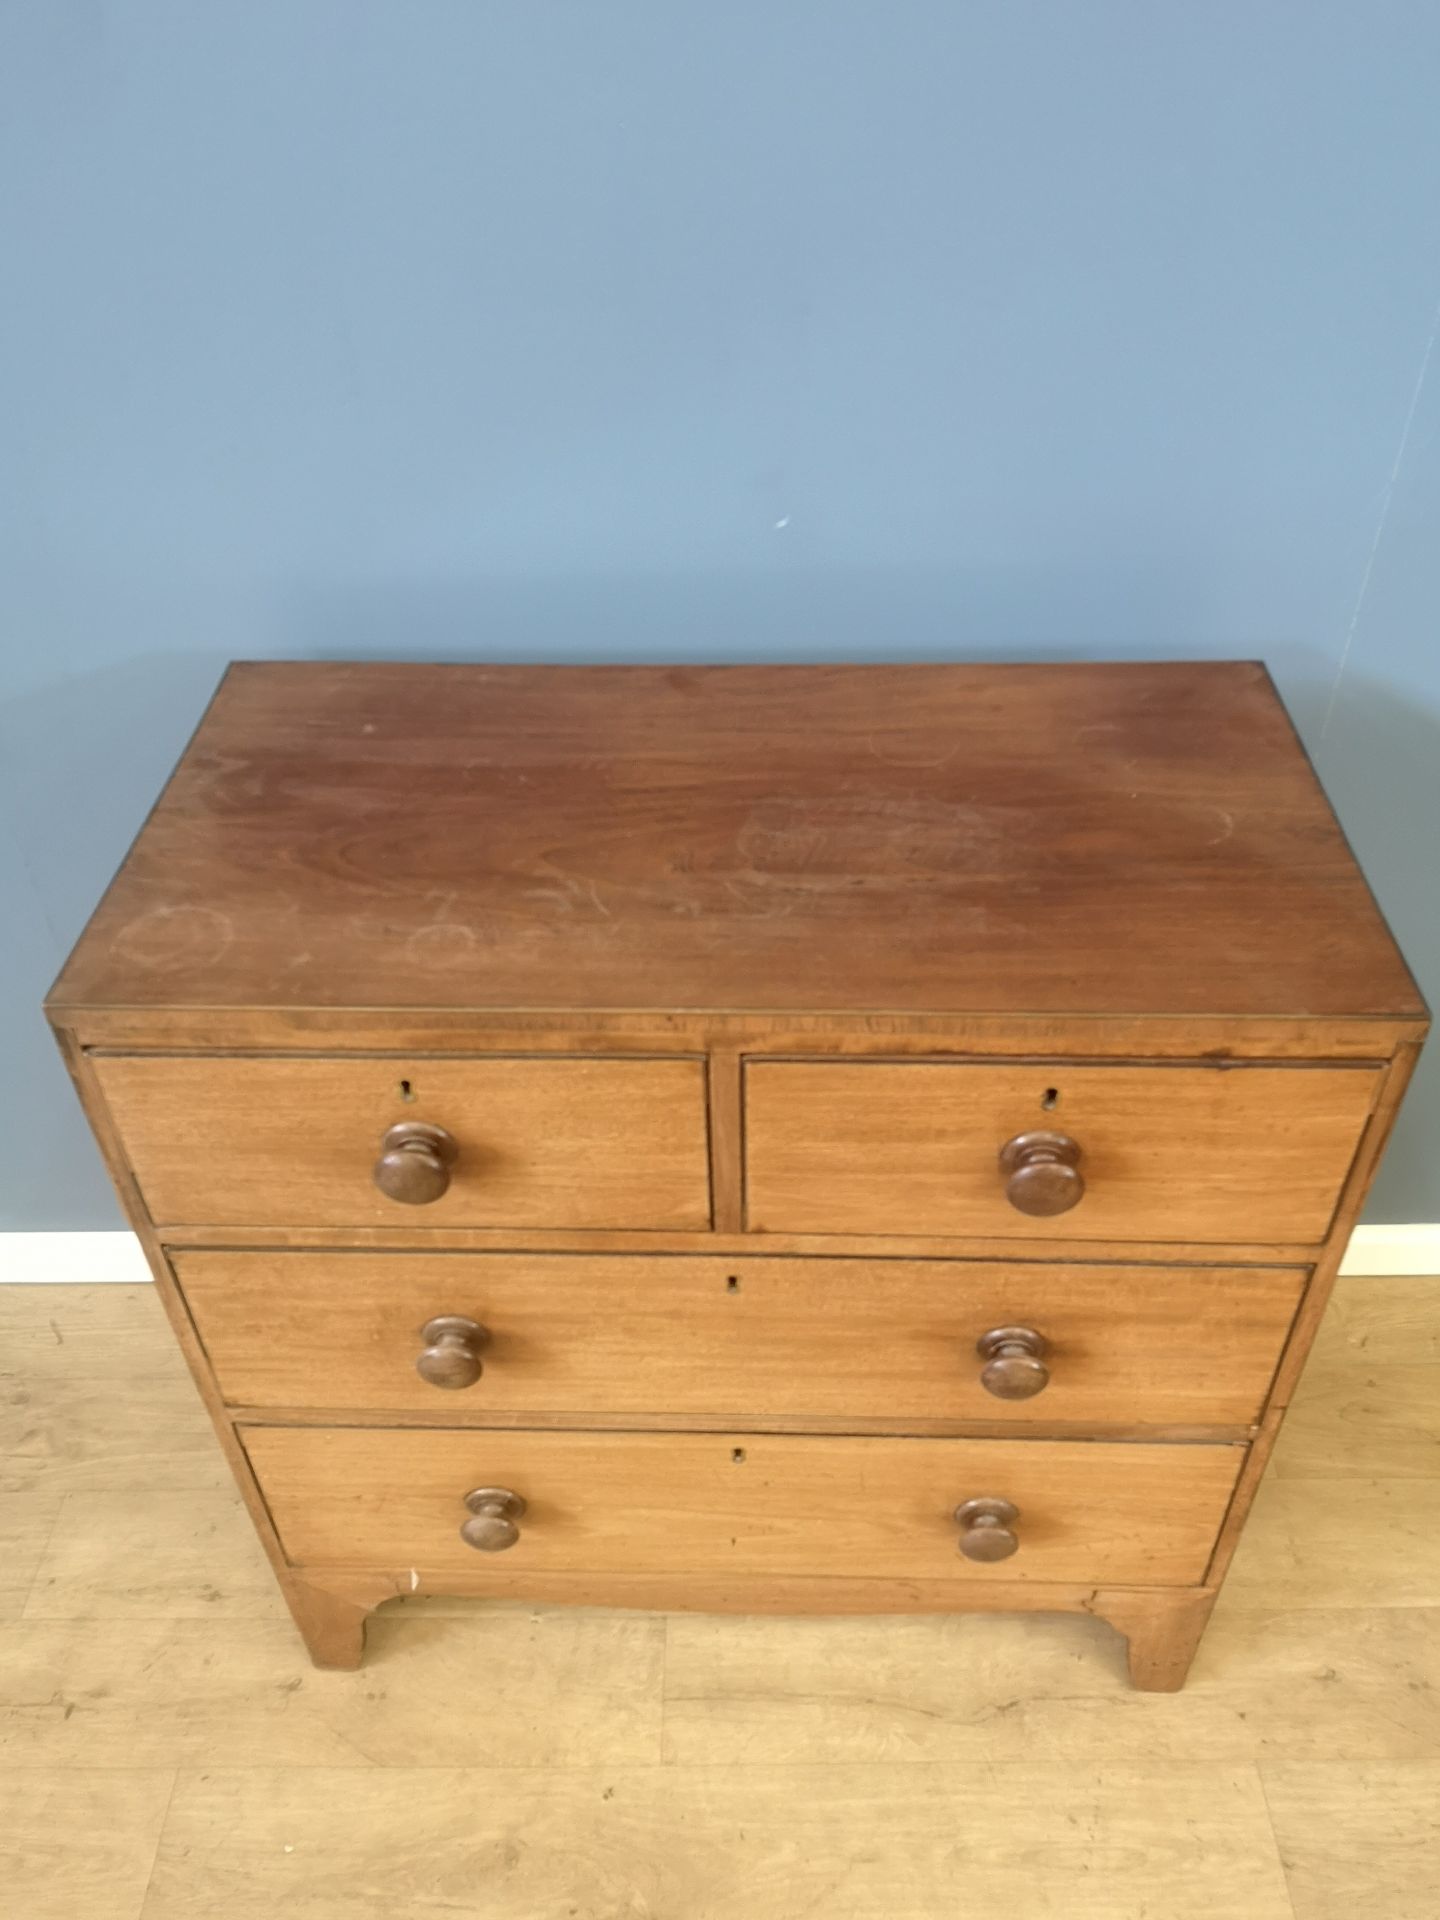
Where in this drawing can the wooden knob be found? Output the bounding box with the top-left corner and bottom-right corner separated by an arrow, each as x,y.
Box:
999,1130 -> 1084,1216
460,1487 -> 526,1552
955,1497 -> 1020,1562
416,1315 -> 489,1389
373,1121 -> 458,1205
977,1326 -> 1050,1400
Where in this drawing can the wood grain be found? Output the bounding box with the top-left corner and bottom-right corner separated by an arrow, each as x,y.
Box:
657,1600 -> 1440,1763
0,1769 -> 175,1920
1259,1762 -> 1440,1920
0,1330 -> 227,1497
61,1002 -> 1425,1057
705,1047 -> 745,1233
1092,1586 -> 1218,1690
1198,1037 -> 1425,1593
37,659 -> 1428,1698
242,1425 -> 1243,1586
157,1220 -> 1330,1264
137,1762 -> 1296,1920
299,1565 -> 1195,1619
1273,1361 -> 1440,1479
48,1031 -> 376,1669
0,1497 -> 57,1621
23,1491 -> 278,1620
745,1057 -> 1381,1241
4,1278 -> 1440,1918
0,1615 -> 665,1768
91,1053 -> 711,1230
47,659 -> 1425,1021
1273,1272 -> 1440,1479
1225,1475 -> 1440,1609
176,1249 -> 1305,1426
1298,1271 -> 1440,1365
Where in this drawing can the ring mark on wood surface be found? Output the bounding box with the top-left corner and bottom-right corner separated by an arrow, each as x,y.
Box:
111,905 -> 234,972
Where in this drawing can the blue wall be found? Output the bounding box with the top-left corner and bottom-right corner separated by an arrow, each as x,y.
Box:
2,2 -> 1437,1228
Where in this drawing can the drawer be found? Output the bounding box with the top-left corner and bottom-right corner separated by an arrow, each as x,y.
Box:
92,1054 -> 711,1230
744,1059 -> 1381,1242
243,1426 -> 1244,1585
180,1250 -> 1305,1426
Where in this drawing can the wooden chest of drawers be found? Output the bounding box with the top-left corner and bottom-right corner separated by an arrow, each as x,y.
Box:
47,661 -> 1426,1689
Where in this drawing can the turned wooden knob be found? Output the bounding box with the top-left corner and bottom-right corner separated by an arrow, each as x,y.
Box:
416,1315 -> 489,1389
955,1496 -> 1020,1561
373,1121 -> 458,1205
999,1130 -> 1084,1216
460,1487 -> 527,1552
977,1326 -> 1050,1400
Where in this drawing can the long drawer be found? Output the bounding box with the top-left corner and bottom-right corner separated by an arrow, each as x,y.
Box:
180,1250 -> 1304,1425
243,1426 -> 1244,1585
744,1058 -> 1381,1242
92,1053 -> 712,1230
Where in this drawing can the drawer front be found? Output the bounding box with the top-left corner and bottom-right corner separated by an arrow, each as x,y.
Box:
243,1426 -> 1243,1585
745,1059 -> 1381,1242
93,1054 -> 711,1230
181,1251 -> 1304,1426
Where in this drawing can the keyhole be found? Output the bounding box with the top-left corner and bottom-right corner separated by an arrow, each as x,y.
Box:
1041,1087 -> 1058,1111
725,1275 -> 740,1294
731,1447 -> 746,1464
398,1079 -> 416,1103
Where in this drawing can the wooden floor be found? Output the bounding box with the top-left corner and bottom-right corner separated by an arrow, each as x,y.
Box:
1,1278 -> 1438,1919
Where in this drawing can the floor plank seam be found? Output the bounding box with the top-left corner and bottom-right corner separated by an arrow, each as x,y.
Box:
6,1272 -> 1440,1916
133,1766 -> 181,1920
15,1495 -> 66,1623
1254,1760 -> 1302,1920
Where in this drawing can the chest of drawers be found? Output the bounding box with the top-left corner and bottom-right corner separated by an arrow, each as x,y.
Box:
47,661 -> 1426,1689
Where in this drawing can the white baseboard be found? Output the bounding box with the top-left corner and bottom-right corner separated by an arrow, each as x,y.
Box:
1334,1224 -> 1440,1276
3,1232 -> 155,1284
2,1224 -> 1438,1283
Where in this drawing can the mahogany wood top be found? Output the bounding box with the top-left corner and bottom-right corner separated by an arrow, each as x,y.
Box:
49,660 -> 1424,1021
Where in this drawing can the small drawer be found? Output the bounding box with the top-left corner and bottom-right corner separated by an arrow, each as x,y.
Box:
744,1059 -> 1381,1243
92,1053 -> 711,1230
180,1250 -> 1304,1426
242,1426 -> 1243,1585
